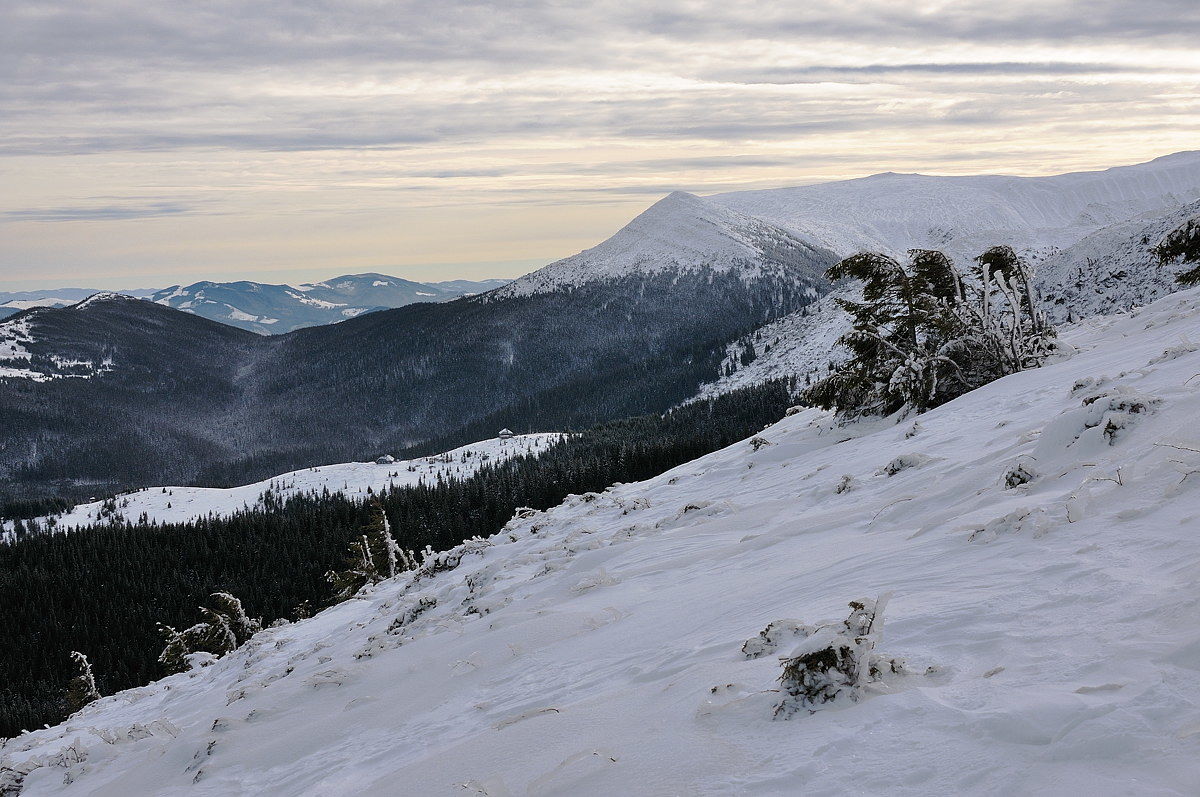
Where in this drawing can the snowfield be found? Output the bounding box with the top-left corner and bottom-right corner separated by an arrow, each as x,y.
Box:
7,288 -> 1200,794
3,435 -> 563,535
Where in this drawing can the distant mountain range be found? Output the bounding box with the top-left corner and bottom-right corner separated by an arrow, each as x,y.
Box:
3,152 -> 1200,504
0,276 -> 510,332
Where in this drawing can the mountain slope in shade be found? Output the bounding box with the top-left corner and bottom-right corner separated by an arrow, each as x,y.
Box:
711,150 -> 1200,261
151,274 -> 512,334
494,191 -> 837,298
8,288 -> 1200,795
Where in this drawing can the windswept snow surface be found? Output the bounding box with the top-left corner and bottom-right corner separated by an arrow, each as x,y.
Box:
8,435 -> 562,534
10,292 -> 1200,795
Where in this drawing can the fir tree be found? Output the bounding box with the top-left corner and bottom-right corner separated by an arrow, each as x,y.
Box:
157,624 -> 191,675
803,246 -> 1054,418
65,651 -> 100,713
1155,216 -> 1200,285
326,502 -> 409,600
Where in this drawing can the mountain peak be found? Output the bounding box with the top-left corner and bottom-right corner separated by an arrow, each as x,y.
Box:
493,191 -> 833,298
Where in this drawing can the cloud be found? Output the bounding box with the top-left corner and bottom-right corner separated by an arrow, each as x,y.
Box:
0,0 -> 1198,285
2,201 -> 196,222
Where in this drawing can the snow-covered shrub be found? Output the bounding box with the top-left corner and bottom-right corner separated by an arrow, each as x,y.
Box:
749,436 -> 773,451
966,507 -> 1048,543
878,453 -> 931,477
386,596 -> 437,635
1069,376 -> 1110,396
1080,388 -> 1161,444
1147,343 -> 1197,365
417,537 -> 493,578
742,619 -> 811,659
801,246 -> 1055,418
1003,458 -> 1038,489
774,595 -> 900,718
834,474 -> 854,494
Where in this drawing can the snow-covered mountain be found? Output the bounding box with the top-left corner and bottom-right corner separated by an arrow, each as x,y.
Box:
151,274 -> 511,334
493,190 -> 836,298
0,289 -> 158,321
2,434 -> 562,537
9,287 -> 1200,795
711,150 -> 1200,262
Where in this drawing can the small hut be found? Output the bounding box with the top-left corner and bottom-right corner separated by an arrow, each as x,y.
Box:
497,428 -> 515,440
375,454 -> 396,464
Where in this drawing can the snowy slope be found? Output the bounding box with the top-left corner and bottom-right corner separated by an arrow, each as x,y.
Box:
711,151 -> 1200,261
493,191 -> 836,298
9,290 -> 1200,795
694,290 -> 852,400
1037,202 -> 1200,322
3,435 -> 562,535
696,200 -> 1200,400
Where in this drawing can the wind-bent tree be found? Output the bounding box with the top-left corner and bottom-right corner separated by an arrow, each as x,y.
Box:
802,245 -> 1055,418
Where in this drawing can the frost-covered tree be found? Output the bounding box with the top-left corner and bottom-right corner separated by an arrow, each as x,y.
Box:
156,592 -> 262,674
65,651 -> 100,713
1155,216 -> 1200,286
802,246 -> 1055,418
327,503 -> 413,600
206,592 -> 261,646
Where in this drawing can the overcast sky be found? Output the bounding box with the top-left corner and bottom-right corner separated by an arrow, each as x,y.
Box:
1,0 -> 1198,289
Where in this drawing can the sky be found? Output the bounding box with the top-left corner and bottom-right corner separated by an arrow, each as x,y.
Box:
1,1 -> 1199,290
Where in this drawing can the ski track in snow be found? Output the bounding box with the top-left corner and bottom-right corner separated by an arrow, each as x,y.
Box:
2,435 -> 563,536
8,289 -> 1200,795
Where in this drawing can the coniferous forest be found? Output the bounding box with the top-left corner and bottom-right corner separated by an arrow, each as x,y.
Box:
0,380 -> 794,738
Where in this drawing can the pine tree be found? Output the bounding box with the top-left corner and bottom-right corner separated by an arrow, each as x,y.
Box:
157,624 -> 191,675
66,651 -> 100,713
155,592 -> 261,674
325,502 -> 409,600
1155,216 -> 1200,285
206,592 -> 261,646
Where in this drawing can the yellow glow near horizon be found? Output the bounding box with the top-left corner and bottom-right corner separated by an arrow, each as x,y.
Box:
1,1 -> 1198,289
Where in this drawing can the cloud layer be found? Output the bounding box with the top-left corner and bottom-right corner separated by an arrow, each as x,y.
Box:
1,0 -> 1198,287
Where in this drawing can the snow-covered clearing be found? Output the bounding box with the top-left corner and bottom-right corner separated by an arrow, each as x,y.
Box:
5,435 -> 562,534
8,290 -> 1200,795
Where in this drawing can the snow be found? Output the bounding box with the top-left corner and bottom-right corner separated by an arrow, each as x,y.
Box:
0,308 -> 116,382
712,150 -> 1200,262
694,290 -> 852,400
72,292 -> 131,310
0,298 -> 74,311
493,191 -> 830,298
9,289 -> 1200,794
7,434 -> 564,535
496,152 -> 1200,300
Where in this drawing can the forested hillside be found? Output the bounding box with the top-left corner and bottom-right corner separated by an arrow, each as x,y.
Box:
0,267 -> 826,505
0,381 -> 794,737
